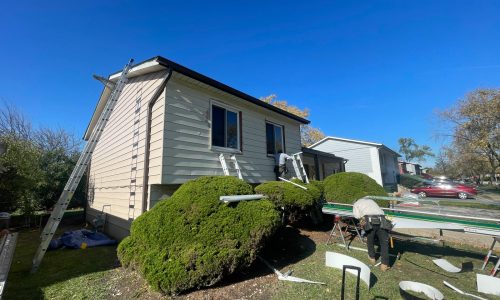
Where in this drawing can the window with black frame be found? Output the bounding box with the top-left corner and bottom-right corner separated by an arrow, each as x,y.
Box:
211,104 -> 239,150
266,122 -> 284,155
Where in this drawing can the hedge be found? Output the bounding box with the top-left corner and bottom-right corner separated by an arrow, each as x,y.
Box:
255,180 -> 317,210
323,172 -> 388,205
117,176 -> 280,295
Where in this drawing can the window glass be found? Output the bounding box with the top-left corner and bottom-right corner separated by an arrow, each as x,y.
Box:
266,123 -> 275,155
211,104 -> 240,150
266,122 -> 284,155
226,110 -> 238,149
274,126 -> 283,153
212,105 -> 225,147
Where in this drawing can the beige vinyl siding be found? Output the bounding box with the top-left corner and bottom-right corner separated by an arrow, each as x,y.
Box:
88,70 -> 168,230
162,73 -> 302,184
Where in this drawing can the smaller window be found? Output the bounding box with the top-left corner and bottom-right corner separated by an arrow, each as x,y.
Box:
266,122 -> 285,155
211,104 -> 240,150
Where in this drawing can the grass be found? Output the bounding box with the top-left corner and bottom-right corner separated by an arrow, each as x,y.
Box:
5,225 -> 117,300
269,237 -> 500,300
6,223 -> 500,299
479,185 -> 500,195
439,201 -> 500,210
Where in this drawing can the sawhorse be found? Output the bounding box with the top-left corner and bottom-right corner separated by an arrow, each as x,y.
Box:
481,236 -> 500,276
326,215 -> 364,248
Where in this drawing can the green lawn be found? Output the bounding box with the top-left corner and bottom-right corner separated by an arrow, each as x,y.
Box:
5,226 -> 117,300
6,225 -> 500,299
439,201 -> 500,210
479,185 -> 500,196
269,238 -> 500,299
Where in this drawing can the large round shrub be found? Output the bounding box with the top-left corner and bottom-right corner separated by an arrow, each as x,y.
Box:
117,176 -> 280,295
255,181 -> 315,209
323,172 -> 387,204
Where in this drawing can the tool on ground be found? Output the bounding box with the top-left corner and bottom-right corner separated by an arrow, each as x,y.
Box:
341,265 -> 361,300
481,236 -> 499,276
218,153 -> 243,180
30,59 -> 135,273
326,215 -> 364,248
290,152 -> 309,183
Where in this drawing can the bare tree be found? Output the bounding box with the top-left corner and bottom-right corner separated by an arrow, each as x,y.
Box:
0,102 -> 33,140
260,94 -> 325,147
437,88 -> 500,184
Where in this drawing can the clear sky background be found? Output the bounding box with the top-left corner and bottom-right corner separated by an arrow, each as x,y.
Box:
1,1 -> 500,167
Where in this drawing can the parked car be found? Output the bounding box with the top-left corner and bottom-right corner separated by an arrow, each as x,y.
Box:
410,182 -> 477,199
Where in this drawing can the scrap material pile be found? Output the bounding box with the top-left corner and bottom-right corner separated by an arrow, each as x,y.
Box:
320,197 -> 500,298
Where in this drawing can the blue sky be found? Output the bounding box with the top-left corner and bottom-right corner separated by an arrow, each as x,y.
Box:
2,1 -> 500,167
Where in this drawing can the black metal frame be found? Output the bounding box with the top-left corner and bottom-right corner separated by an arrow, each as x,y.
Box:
341,265 -> 361,300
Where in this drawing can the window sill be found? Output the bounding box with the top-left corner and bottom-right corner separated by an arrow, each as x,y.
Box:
210,146 -> 242,155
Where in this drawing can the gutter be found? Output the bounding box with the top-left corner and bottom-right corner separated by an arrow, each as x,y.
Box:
141,68 -> 173,213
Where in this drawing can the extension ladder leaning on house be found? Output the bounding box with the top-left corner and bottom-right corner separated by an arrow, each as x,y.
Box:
30,59 -> 135,273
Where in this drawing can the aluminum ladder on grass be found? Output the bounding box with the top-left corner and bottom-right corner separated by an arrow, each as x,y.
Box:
291,152 -> 309,183
30,59 -> 135,273
218,153 -> 243,180
0,233 -> 18,298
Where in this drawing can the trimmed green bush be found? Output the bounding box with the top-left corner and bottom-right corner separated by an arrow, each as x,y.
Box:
400,173 -> 428,188
255,181 -> 315,209
118,176 -> 280,295
308,180 -> 325,202
323,172 -> 388,204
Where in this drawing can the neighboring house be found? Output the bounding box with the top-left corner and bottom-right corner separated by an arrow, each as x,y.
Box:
399,161 -> 422,175
85,56 -> 309,239
301,147 -> 346,180
309,136 -> 400,190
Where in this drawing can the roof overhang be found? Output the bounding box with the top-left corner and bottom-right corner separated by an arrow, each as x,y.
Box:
84,56 -> 310,140
308,136 -> 401,157
301,147 -> 346,161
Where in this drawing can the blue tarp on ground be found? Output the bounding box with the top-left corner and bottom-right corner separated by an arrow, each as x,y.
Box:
48,229 -> 116,250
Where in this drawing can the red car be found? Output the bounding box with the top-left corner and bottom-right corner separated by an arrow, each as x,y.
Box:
410,182 -> 477,199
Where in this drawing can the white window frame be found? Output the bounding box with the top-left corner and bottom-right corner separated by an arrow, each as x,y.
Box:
265,121 -> 285,157
209,100 -> 241,153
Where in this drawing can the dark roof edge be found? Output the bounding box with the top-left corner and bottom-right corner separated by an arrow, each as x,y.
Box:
112,56 -> 310,124
301,147 -> 346,161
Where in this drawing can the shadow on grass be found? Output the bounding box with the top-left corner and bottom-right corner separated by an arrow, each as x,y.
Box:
4,223 -> 118,300
394,239 -> 486,262
196,225 -> 317,291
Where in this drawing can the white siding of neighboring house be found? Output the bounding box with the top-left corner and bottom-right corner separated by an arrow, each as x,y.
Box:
87,70 -> 169,239
312,140 -> 382,184
406,163 -> 417,175
161,72 -> 302,185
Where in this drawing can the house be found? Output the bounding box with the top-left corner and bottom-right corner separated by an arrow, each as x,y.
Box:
85,56 -> 309,239
399,161 -> 422,175
309,136 -> 400,191
300,147 -> 346,180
